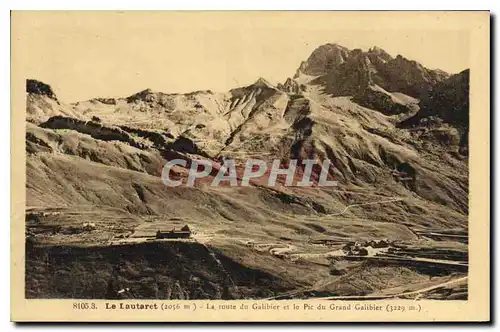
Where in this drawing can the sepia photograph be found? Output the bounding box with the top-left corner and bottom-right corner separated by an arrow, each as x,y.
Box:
10,10 -> 490,322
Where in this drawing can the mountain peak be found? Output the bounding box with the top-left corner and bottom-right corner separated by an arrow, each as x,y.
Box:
369,45 -> 392,57
321,43 -> 350,51
253,77 -> 275,89
369,45 -> 386,53
126,88 -> 159,103
298,43 -> 351,76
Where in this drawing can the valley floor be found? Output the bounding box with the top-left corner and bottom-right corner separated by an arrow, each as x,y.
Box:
26,200 -> 468,300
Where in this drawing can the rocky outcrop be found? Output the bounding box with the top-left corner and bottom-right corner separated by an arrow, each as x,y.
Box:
399,69 -> 469,151
27,79 -> 58,101
40,116 -> 145,149
376,55 -> 450,97
353,86 -> 414,116
119,125 -> 173,149
277,78 -> 302,94
407,69 -> 469,129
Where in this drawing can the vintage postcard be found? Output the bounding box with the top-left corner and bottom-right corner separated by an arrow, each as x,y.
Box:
11,11 -> 490,322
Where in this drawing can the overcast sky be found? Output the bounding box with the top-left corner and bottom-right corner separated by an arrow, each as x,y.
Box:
14,11 -> 471,103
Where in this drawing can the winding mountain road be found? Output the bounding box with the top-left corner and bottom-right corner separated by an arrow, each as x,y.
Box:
328,197 -> 404,216
314,276 -> 468,300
